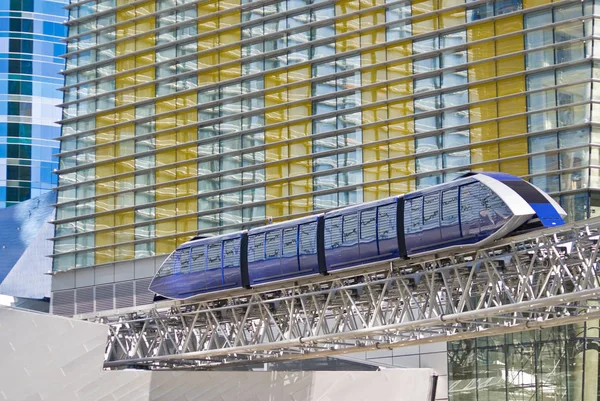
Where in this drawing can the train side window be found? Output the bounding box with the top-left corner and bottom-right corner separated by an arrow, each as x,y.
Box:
223,239 -> 239,267
460,182 -> 480,225
360,208 -> 377,240
407,197 -> 423,233
265,230 -> 282,259
325,216 -> 342,249
179,248 -> 190,274
378,203 -> 397,240
441,188 -> 459,224
207,243 -> 222,270
248,234 -> 265,262
423,193 -> 440,229
299,222 -> 318,255
190,246 -> 206,273
157,251 -> 177,277
283,227 -> 298,257
343,213 -> 358,245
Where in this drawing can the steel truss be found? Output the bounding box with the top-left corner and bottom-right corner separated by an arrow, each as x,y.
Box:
99,217 -> 600,370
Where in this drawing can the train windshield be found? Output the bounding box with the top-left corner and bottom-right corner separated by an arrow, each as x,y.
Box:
501,179 -> 565,227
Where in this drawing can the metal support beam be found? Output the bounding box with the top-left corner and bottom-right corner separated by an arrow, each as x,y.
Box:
95,218 -> 600,370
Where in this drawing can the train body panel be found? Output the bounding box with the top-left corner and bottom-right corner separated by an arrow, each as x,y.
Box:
150,172 -> 567,300
324,197 -> 403,272
247,215 -> 324,286
149,232 -> 247,300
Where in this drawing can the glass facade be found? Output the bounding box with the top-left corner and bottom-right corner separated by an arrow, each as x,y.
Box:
448,323 -> 600,401
0,0 -> 66,208
54,0 -> 600,271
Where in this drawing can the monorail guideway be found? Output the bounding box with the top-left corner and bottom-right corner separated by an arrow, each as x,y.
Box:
98,216 -> 600,370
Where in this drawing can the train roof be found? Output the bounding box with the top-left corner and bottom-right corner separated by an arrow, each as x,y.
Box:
460,172 -> 520,181
405,172 -> 522,199
324,195 -> 401,218
248,214 -> 322,235
176,231 -> 246,250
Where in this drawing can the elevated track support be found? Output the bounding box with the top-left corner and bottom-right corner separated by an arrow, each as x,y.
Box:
94,218 -> 600,370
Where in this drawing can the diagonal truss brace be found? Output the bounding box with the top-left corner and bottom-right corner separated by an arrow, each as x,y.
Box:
98,218 -> 600,370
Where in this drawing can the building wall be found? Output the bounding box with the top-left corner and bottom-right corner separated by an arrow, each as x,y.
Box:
53,0 -> 599,275
0,0 -> 65,208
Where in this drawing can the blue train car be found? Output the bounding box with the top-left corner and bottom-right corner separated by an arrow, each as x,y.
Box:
323,196 -> 404,272
149,232 -> 247,300
403,172 -> 566,256
247,215 -> 325,286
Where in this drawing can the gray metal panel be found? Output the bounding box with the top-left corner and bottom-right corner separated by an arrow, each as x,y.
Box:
134,278 -> 154,307
51,270 -> 76,291
76,287 -> 94,314
75,267 -> 95,288
115,281 -> 134,309
114,261 -> 134,282
95,284 -> 114,312
51,289 -> 75,316
94,264 -> 115,285
134,258 -> 155,279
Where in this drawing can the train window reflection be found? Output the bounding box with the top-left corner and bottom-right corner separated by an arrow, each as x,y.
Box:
223,239 -> 239,267
423,193 -> 440,229
343,214 -> 358,245
249,234 -> 265,262
283,227 -> 297,257
442,188 -> 459,224
179,248 -> 190,274
190,246 -> 205,273
360,209 -> 376,240
378,203 -> 396,240
265,230 -> 281,259
207,243 -> 222,269
325,216 -> 342,249
299,222 -> 318,255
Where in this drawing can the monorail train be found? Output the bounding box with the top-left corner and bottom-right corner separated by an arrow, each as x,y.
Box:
149,172 -> 566,300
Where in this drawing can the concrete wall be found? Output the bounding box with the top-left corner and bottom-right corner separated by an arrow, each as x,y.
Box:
0,306 -> 438,401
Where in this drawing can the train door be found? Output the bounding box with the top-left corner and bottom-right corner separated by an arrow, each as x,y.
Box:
222,238 -> 242,287
205,242 -> 223,289
281,226 -> 299,276
342,213 -> 359,262
422,192 -> 441,247
359,208 -> 377,261
189,246 -> 207,292
440,188 -> 461,243
299,221 -> 319,273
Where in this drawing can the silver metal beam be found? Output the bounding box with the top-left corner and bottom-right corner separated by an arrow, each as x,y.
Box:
97,217 -> 600,370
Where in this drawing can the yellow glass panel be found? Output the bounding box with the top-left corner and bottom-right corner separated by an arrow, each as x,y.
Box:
467,21 -> 494,42
266,201 -> 288,219
95,195 -> 114,213
389,137 -> 414,157
199,0 -> 218,13
412,0 -> 435,15
335,0 -> 360,16
95,214 -> 114,231
265,107 -> 287,123
361,49 -> 386,67
96,128 -> 115,144
135,84 -> 154,101
500,159 -> 528,176
361,29 -> 385,47
177,216 -> 197,234
289,157 -> 311,177
471,144 -> 499,163
155,132 -> 176,149
388,99 -> 414,118
413,16 -> 438,36
156,219 -> 176,236
95,247 -> 114,265
96,163 -> 115,178
440,0 -> 463,7
198,34 -> 219,51
470,122 -> 498,143
364,145 -> 388,163
523,0 -> 550,7
290,177 -> 311,194
290,196 -> 312,214
498,96 -> 525,118
364,184 -> 390,202
363,105 -> 387,124
136,1 -> 155,15
496,35 -> 523,56
390,177 -> 415,195
288,66 -> 310,83
469,82 -> 497,102
337,34 -> 360,53
265,126 -> 288,144
496,55 -> 524,76
363,124 -> 388,143
500,138 -> 527,157
219,12 -> 239,27
220,64 -> 241,80
266,162 -> 289,184
387,43 -> 411,61
468,42 -> 495,62
495,15 -> 523,35
95,145 -> 114,162
199,70 -> 219,86
156,150 -> 177,168
468,61 -> 496,82
265,71 -> 287,89
289,84 -> 310,101
388,80 -> 412,99
362,86 -> 386,104
114,245 -> 134,261
387,61 -> 412,80
156,238 -> 176,256
364,163 -> 389,182
96,113 -> 115,128
498,116 -> 526,138
265,145 -> 288,164
115,160 -> 134,175
95,229 -> 115,248
470,102 -> 498,123
289,121 -> 311,138
288,103 -> 311,119
220,31 -> 241,49
497,76 -> 525,97
360,11 -> 384,28
390,159 -> 415,177
156,202 -> 177,219
439,10 -> 464,28
389,120 -> 414,140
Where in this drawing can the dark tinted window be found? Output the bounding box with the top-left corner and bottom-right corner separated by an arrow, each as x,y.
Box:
502,180 -> 549,204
